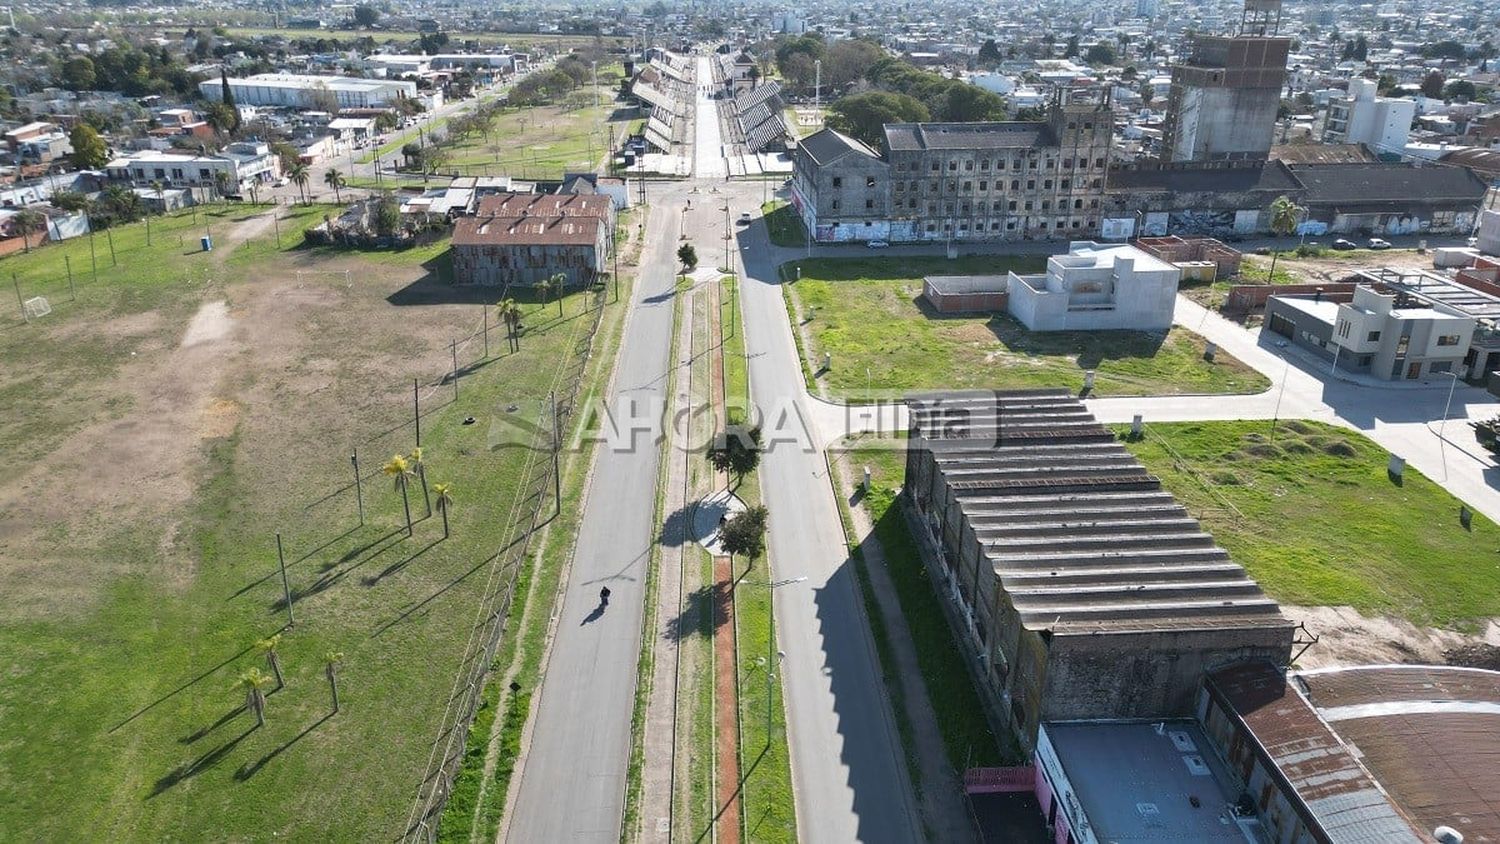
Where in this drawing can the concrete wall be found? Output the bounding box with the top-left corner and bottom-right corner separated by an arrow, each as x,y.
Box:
451,238 -> 606,287
1225,282 -> 1357,313
1197,686 -> 1322,844
1040,629 -> 1294,723
1006,249 -> 1179,331
1166,86 -> 1280,162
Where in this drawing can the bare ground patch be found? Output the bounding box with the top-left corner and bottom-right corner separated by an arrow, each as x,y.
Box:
1288,603 -> 1500,670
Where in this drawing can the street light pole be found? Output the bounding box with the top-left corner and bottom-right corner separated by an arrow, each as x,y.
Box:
1439,369 -> 1460,480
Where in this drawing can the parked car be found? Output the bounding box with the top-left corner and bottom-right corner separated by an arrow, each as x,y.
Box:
1332,238 -> 1358,250
737,212 -> 751,224
1367,237 -> 1392,250
866,240 -> 890,249
274,176 -> 289,187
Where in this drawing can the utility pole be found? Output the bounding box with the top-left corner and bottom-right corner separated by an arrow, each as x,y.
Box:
550,390 -> 562,516
413,378 -> 422,447
276,533 -> 294,627
352,448 -> 364,525
814,59 -> 821,110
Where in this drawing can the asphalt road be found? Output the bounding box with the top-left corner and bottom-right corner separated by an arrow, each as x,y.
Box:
726,190 -> 925,843
503,201 -> 681,842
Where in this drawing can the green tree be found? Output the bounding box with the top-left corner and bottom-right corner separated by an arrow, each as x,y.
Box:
1266,195 -> 1305,282
288,162 -> 310,204
219,69 -> 240,132
255,634 -> 285,691
720,504 -> 769,568
11,208 -> 44,252
677,243 -> 698,271
236,667 -> 274,728
61,56 -> 96,91
323,167 -> 345,203
432,482 -> 453,539
204,101 -> 237,135
69,123 -> 109,169
826,91 -> 930,147
1420,70 -> 1445,99
1084,43 -> 1117,66
353,4 -> 380,27
382,454 -> 415,536
373,191 -> 400,236
707,425 -> 761,486
324,651 -> 344,713
497,297 -> 522,350
1445,79 -> 1477,101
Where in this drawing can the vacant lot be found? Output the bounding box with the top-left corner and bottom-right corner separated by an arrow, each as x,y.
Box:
0,204 -> 619,838
1123,420 -> 1500,630
441,67 -> 629,181
784,257 -> 1270,399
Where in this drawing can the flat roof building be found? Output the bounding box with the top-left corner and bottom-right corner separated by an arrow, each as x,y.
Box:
199,73 -> 418,110
1007,241 -> 1181,332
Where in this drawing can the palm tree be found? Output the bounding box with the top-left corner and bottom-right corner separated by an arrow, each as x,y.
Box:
236,667 -> 274,728
323,167 -> 346,203
288,162 -> 311,205
1266,195 -> 1305,282
324,651 -> 344,713
382,454 -> 415,536
12,208 -> 44,252
536,274 -> 557,313
255,634 -> 285,691
497,297 -> 523,351
409,447 -> 431,517
542,272 -> 567,316
432,482 -> 453,539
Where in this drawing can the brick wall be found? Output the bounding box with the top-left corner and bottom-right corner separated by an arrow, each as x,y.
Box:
1225,282 -> 1357,313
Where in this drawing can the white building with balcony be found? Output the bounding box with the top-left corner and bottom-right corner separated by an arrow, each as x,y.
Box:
1322,78 -> 1415,156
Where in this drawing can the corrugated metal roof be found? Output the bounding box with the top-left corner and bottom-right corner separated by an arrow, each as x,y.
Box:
908,391 -> 1289,635
884,121 -> 1056,152
1208,662 -> 1424,844
1298,665 -> 1500,842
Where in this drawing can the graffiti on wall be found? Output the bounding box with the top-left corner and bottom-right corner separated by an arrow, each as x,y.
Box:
1168,209 -> 1237,237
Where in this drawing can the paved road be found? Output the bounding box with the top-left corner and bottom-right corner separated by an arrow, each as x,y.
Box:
504,202 -> 681,842
719,189 -> 924,843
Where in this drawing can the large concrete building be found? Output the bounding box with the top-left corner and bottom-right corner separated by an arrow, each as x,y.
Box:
790,97 -> 1114,243
199,73 -> 419,110
1160,1 -> 1290,163
903,391 -> 1294,749
103,141 -> 280,193
450,193 -> 615,288
1007,242 -> 1181,331
1323,78 -> 1416,155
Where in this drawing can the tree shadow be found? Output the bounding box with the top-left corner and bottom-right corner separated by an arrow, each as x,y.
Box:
109,642 -> 260,734
149,726 -> 257,798
663,581 -> 731,642
369,551 -> 503,638
269,529 -> 410,613
659,503 -> 696,548
364,537 -> 442,585
179,704 -> 246,745
232,713 -> 333,781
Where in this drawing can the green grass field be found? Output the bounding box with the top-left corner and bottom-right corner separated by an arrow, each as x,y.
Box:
784,257 -> 1270,399
0,202 -> 623,839
760,200 -> 806,248
1123,420 -> 1500,629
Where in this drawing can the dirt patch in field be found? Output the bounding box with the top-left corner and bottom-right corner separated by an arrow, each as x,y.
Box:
1287,603 -> 1500,670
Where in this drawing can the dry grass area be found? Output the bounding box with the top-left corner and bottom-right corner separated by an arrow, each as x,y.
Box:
0,205 -> 616,838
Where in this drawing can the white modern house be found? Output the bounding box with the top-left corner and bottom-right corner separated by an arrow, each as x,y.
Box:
1007,242 -> 1181,331
199,73 -> 418,110
105,141 -> 280,193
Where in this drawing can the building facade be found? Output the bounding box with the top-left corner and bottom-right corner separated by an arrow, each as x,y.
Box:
1265,285 -> 1476,380
450,193 -> 615,288
1322,78 -> 1416,155
1161,33 -> 1290,162
790,98 -> 1114,244
903,391 -> 1293,749
104,142 -> 279,192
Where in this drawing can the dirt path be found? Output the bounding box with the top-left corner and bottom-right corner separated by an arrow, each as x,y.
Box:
1287,604 -> 1500,670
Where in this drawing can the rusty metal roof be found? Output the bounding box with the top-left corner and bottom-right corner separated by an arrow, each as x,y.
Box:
1207,662 -> 1424,844
452,193 -> 611,248
1298,665 -> 1500,843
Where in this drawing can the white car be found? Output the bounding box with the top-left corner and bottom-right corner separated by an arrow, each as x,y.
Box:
1367,237 -> 1392,250
866,240 -> 890,249
274,176 -> 289,187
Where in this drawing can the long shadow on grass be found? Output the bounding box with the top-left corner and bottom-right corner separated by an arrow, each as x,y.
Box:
227,525 -> 372,600
180,705 -> 246,745
270,529 -> 412,612
694,744 -> 771,843
149,726 -> 257,798
109,642 -> 260,734
233,713 -> 333,781
368,551 -> 505,638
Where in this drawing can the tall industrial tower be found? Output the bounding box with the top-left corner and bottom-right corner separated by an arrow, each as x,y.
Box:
1159,0 -> 1291,163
